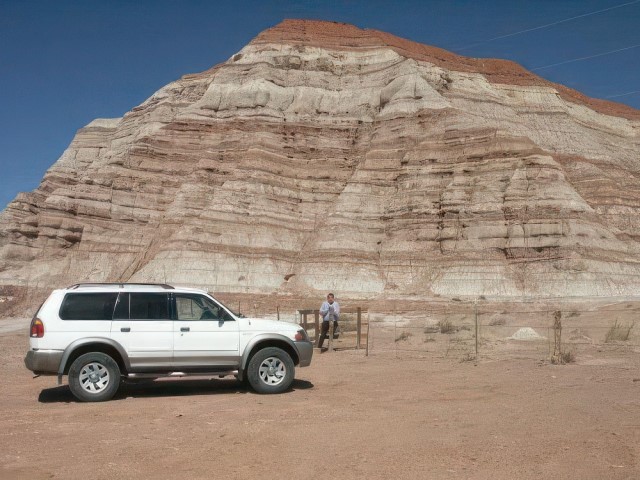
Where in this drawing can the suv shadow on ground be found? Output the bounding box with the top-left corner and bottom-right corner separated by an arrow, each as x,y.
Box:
37,378 -> 314,403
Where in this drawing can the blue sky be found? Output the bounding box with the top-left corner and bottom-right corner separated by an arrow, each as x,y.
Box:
1,0 -> 639,210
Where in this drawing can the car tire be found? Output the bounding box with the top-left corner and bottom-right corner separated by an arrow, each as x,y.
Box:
247,347 -> 295,394
68,352 -> 121,402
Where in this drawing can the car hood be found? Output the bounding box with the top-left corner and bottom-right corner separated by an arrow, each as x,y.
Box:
237,317 -> 300,333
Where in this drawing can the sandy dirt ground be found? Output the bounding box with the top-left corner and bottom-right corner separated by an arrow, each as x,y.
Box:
2,321 -> 640,480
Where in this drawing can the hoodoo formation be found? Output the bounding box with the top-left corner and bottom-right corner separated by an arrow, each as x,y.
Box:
1,19 -> 640,302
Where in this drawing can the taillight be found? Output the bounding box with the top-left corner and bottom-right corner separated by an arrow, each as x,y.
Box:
30,318 -> 44,338
295,329 -> 308,342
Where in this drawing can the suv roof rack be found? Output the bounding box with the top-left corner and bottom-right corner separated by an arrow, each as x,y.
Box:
67,283 -> 175,290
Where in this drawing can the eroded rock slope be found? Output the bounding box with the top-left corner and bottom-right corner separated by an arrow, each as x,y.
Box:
2,20 -> 640,299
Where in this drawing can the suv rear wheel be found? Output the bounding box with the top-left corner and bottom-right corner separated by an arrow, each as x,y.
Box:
68,352 -> 121,402
247,347 -> 295,394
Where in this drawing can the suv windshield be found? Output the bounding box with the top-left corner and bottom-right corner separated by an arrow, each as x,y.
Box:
201,293 -> 244,318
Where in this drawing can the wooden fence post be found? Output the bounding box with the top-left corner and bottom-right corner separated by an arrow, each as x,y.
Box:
314,310 -> 320,343
357,307 -> 362,349
365,311 -> 370,357
474,300 -> 478,357
328,319 -> 334,352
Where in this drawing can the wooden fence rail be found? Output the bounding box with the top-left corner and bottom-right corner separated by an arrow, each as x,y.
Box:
297,307 -> 366,351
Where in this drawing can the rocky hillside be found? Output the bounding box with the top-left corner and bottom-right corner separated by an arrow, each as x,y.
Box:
1,19 -> 640,302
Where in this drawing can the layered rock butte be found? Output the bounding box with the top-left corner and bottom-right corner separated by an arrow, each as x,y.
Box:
2,19 -> 640,306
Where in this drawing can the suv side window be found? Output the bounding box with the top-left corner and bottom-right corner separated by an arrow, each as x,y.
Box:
129,293 -> 170,320
174,294 -> 233,322
59,293 -> 118,321
113,292 -> 129,319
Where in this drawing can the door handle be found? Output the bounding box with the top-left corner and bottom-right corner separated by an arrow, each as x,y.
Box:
121,327 -> 131,332
180,327 -> 190,332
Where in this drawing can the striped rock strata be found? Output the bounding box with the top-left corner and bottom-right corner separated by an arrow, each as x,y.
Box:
1,19 -> 640,301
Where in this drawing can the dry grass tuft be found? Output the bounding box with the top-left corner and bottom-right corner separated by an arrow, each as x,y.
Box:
605,320 -> 634,342
437,319 -> 456,334
395,331 -> 412,342
551,350 -> 576,365
460,353 -> 476,363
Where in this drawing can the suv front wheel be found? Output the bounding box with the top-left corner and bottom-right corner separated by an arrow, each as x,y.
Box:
68,352 -> 121,402
247,347 -> 295,394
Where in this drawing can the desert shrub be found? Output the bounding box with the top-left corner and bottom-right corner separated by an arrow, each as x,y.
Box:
423,336 -> 436,343
460,353 -> 476,362
488,317 -> 506,326
551,349 -> 576,364
395,331 -> 412,342
437,319 -> 456,334
605,320 -> 635,342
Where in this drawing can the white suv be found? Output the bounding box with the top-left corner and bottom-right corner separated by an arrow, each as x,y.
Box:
24,283 -> 313,402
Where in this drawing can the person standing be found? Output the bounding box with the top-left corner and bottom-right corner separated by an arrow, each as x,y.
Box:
317,293 -> 340,349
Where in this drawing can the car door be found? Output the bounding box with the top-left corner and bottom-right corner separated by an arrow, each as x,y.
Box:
172,293 -> 240,370
110,292 -> 173,371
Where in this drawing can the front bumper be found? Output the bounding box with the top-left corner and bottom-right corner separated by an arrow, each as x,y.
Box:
24,350 -> 63,375
295,341 -> 313,367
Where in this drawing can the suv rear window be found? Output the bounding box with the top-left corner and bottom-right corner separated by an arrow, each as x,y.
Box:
59,293 -> 118,320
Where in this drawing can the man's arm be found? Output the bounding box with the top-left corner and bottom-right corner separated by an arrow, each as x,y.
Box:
334,302 -> 340,319
319,301 -> 328,316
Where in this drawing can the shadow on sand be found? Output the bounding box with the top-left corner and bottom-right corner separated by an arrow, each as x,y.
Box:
38,378 -> 314,403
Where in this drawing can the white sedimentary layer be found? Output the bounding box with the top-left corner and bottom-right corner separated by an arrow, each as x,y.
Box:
1,24 -> 639,300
